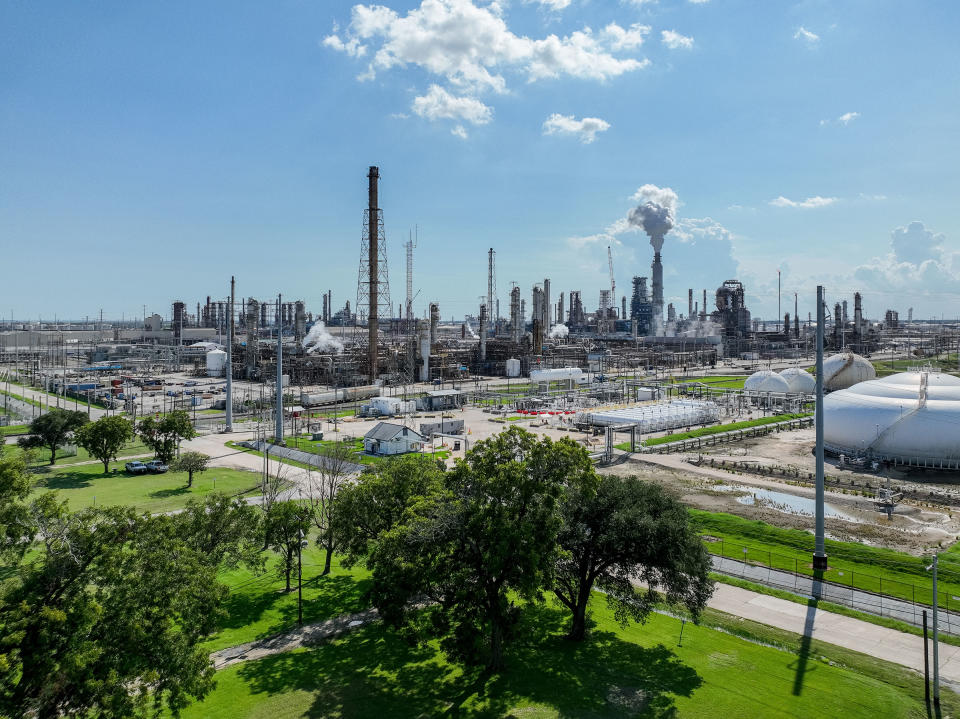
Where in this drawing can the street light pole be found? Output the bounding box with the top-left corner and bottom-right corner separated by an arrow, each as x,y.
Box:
813,285 -> 828,571
932,552 -> 941,707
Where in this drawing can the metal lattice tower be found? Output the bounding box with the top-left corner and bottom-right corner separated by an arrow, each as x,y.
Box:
487,248 -> 496,328
356,166 -> 391,379
405,229 -> 416,331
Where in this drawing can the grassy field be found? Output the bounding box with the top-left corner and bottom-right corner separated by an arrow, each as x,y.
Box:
0,423 -> 30,436
28,461 -> 263,513
7,439 -> 151,466
206,542 -> 372,652
672,375 -> 749,390
615,413 -> 811,450
693,509 -> 960,609
873,356 -> 960,377
171,592 -> 948,718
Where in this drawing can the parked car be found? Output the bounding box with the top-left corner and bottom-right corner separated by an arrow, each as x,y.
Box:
125,461 -> 148,474
145,460 -> 168,473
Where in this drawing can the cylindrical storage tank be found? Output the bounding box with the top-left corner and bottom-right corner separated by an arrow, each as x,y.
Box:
822,352 -> 876,391
206,349 -> 227,377
824,372 -> 960,465
779,367 -> 816,393
530,367 -> 584,383
505,358 -> 521,377
744,370 -> 791,393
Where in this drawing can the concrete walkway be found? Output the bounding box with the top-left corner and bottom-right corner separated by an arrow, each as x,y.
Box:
710,582 -> 960,686
210,607 -> 381,670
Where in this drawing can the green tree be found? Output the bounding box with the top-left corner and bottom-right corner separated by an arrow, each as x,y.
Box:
330,453 -> 446,566
170,451 -> 210,487
137,409 -> 196,464
362,427 -> 579,671
173,493 -> 264,572
17,408 -> 87,465
0,445 -> 33,560
266,500 -> 307,592
555,475 -> 714,641
305,439 -> 355,575
75,415 -> 134,472
0,499 -> 224,718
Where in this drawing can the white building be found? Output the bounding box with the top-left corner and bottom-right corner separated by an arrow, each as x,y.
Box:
363,422 -> 425,456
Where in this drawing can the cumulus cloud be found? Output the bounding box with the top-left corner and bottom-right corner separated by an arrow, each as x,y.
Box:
325,0 -> 650,98
603,22 -> 651,50
794,26 -> 819,45
412,85 -> 493,125
661,30 -> 694,49
542,113 -> 611,143
854,222 -> 959,297
451,124 -> 469,139
769,195 -> 837,209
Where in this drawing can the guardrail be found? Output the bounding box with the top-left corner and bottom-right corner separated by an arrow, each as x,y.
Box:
645,416 -> 813,454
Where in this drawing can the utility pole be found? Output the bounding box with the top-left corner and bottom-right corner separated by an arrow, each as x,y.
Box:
275,294 -> 284,443
932,553 -> 941,707
813,285 -> 828,570
226,276 -> 234,432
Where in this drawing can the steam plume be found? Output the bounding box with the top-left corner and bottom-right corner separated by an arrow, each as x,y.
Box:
302,321 -> 344,354
627,184 -> 678,251
548,323 -> 569,339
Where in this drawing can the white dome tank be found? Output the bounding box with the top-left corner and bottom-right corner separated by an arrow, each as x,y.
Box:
822,352 -> 876,391
206,349 -> 227,377
824,371 -> 960,466
744,370 -> 791,393
779,367 -> 816,393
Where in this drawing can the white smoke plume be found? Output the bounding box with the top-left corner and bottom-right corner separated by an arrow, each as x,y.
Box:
548,323 -> 569,339
680,318 -> 721,337
465,322 -> 478,338
627,184 -> 678,252
302,322 -> 344,354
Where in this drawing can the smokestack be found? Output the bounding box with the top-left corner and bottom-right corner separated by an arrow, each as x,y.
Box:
557,292 -> 564,326
688,289 -> 693,319
854,292 -> 863,344
627,186 -> 676,332
794,293 -> 799,339
543,279 -> 551,330
702,289 -> 707,320
652,253 -> 663,329
621,295 -> 626,320
294,301 -> 306,345
479,304 -> 487,361
834,302 -> 842,348
368,165 -> 379,380
429,302 -> 439,349
275,293 -> 283,442
487,249 -> 495,337
510,286 -> 521,343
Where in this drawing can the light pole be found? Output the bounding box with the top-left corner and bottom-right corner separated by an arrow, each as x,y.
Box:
928,553 -> 941,708
813,286 -> 828,571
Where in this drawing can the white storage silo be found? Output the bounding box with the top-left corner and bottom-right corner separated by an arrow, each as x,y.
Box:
206,349 -> 227,377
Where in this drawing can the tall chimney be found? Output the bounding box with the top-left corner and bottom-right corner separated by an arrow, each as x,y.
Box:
543,279 -> 551,329
688,289 -> 693,319
651,252 -> 664,330
368,166 -> 379,380
702,289 -> 707,320
479,304 -> 487,361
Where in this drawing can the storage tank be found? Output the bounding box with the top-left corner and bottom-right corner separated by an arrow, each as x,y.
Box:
744,370 -> 791,393
206,349 -> 227,377
300,385 -> 381,407
505,358 -> 521,377
823,352 -> 876,391
530,367 -> 585,384
779,367 -> 816,393
824,372 -> 960,467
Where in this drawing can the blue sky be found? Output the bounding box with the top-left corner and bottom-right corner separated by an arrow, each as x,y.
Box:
2,0 -> 958,323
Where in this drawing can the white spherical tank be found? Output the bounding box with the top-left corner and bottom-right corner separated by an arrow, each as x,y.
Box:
824,372 -> 960,466
744,370 -> 791,393
530,367 -> 584,383
779,368 -> 816,393
822,352 -> 876,391
205,349 -> 227,377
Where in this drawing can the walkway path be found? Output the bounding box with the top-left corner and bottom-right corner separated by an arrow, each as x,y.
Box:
209,608 -> 380,670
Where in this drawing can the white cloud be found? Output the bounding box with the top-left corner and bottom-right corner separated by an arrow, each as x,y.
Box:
820,111 -> 860,127
854,222 -> 960,297
412,85 -> 493,126
622,0 -> 657,5
631,183 -> 679,212
858,193 -> 888,201
326,0 -> 649,96
542,113 -> 611,143
688,0 -> 710,3
661,30 -> 694,50
769,195 -> 837,209
794,26 -> 819,45
451,124 -> 469,139
603,22 -> 651,50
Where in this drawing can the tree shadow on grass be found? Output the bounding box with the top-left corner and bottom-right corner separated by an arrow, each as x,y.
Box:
149,486 -> 191,499
233,603 -> 700,718
34,469 -> 105,490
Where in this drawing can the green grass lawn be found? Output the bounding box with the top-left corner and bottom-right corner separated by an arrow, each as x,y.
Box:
8,439 -> 151,466
615,413 -> 811,451
206,543 -> 372,653
873,356 -> 960,377
28,461 -> 263,513
172,593 -> 948,718
0,423 -> 30,436
693,509 -> 960,609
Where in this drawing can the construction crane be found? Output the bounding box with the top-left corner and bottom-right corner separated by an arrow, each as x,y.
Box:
607,246 -> 616,312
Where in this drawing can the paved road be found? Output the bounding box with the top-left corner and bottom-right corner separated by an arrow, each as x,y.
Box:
713,555 -> 960,635
709,582 -> 960,687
